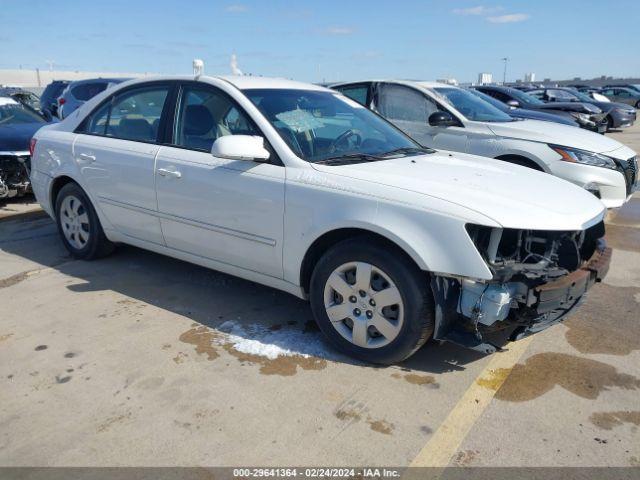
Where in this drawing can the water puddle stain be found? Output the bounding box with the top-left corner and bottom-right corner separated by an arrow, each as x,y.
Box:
477,353 -> 640,401
0,271 -> 29,289
0,333 -> 13,343
605,225 -> 640,253
590,411 -> 640,430
564,284 -> 640,355
391,372 -> 439,387
178,326 -> 220,360
334,404 -> 394,435
223,344 -> 326,376
367,419 -> 394,435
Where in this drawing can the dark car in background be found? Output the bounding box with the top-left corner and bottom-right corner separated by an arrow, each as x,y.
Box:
0,97 -> 51,199
527,87 -> 636,131
0,87 -> 41,113
603,84 -> 640,94
474,85 -> 608,133
40,80 -> 70,118
599,86 -> 640,108
467,88 -> 578,126
58,78 -> 126,119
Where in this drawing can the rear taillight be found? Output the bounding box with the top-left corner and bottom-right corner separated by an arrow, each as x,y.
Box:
29,138 -> 37,156
58,97 -> 66,105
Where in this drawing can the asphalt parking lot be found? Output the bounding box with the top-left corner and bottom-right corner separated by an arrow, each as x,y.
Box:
1,127 -> 639,469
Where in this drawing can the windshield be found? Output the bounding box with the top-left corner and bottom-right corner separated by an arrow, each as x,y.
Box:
467,89 -> 510,112
434,87 -> 514,122
0,101 -> 46,125
564,90 -> 593,103
244,89 -> 425,163
507,88 -> 545,106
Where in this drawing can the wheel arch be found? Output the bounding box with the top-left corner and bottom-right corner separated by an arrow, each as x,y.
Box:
299,227 -> 426,296
495,153 -> 545,171
50,175 -> 77,211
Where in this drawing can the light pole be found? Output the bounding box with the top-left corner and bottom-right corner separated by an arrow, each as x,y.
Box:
501,57 -> 508,84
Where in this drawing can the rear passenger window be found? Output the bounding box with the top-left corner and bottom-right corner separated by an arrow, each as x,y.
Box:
80,86 -> 169,143
72,82 -> 108,101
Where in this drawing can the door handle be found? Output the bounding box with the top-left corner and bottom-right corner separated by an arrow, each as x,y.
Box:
157,167 -> 182,179
78,153 -> 96,163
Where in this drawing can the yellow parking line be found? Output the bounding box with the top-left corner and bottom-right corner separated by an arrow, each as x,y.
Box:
409,336 -> 534,467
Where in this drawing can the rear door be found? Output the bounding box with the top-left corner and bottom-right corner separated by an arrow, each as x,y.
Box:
73,82 -> 173,244
154,82 -> 285,278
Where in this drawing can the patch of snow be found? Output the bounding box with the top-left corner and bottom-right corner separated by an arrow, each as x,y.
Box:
216,320 -> 336,360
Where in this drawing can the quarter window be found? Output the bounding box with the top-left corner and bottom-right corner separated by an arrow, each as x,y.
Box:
173,86 -> 260,152
336,84 -> 370,106
80,85 -> 169,142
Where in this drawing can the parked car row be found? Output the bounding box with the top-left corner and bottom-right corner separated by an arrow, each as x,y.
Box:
27,74 -> 636,364
332,80 -> 636,208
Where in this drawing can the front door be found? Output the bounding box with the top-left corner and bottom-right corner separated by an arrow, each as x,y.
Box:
154,83 -> 285,278
73,84 -> 171,244
372,83 -> 469,152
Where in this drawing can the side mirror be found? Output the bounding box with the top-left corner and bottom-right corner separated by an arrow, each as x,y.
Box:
506,99 -> 520,108
428,111 -> 458,127
211,135 -> 270,162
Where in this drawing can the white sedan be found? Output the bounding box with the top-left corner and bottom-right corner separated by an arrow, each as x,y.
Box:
331,80 -> 638,208
31,75 -> 610,363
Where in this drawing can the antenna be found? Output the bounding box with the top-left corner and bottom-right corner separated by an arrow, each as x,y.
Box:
501,57 -> 509,84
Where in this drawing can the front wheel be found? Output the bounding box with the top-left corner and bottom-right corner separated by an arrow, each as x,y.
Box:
309,238 -> 435,364
55,182 -> 115,260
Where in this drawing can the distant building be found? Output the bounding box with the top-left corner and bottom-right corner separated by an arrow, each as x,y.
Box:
436,78 -> 458,86
524,72 -> 536,83
477,73 -> 492,85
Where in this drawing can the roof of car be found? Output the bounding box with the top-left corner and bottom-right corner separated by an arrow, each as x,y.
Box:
85,74 -> 332,92
331,79 -> 459,90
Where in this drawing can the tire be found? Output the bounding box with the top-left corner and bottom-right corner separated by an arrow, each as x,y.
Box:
309,237 -> 435,364
606,115 -> 615,131
55,182 -> 115,260
636,100 -> 640,109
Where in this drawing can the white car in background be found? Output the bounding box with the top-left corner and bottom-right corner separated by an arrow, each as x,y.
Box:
31,75 -> 610,363
332,80 -> 638,208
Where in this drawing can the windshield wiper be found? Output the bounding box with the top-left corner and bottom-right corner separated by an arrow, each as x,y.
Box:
378,146 -> 434,157
315,153 -> 384,165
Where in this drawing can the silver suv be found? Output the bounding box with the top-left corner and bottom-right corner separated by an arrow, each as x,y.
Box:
57,78 -> 126,119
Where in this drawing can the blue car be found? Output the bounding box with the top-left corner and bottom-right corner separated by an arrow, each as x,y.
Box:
0,97 -> 52,199
467,88 -> 578,127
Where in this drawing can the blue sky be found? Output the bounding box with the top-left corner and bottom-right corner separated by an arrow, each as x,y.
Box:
1,0 -> 639,83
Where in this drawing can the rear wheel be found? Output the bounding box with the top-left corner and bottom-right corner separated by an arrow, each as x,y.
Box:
55,182 -> 114,260
310,238 -> 434,364
606,115 -> 615,131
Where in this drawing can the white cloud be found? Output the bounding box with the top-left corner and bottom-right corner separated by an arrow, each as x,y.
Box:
225,4 -> 248,13
452,6 -> 502,15
324,26 -> 354,35
487,13 -> 530,23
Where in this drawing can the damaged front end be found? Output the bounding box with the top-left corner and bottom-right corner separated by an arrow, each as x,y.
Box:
431,221 -> 611,354
0,153 -> 31,199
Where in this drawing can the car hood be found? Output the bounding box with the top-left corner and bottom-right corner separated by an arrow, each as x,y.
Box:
485,119 -> 635,158
310,152 -> 605,231
511,108 -> 577,126
536,102 -> 599,113
0,122 -> 45,152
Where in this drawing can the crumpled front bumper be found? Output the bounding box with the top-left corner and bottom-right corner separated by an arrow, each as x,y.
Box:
431,240 -> 612,354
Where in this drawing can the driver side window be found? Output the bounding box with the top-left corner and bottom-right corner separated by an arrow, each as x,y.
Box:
174,86 -> 260,152
376,84 -> 438,122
